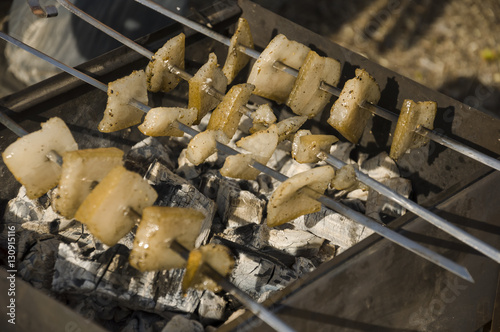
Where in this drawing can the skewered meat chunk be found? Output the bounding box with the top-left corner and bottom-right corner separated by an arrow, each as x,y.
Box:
267,166 -> 335,227
206,83 -> 255,139
74,166 -> 157,246
249,104 -> 277,133
220,124 -> 279,180
129,206 -> 205,272
292,130 -> 339,163
182,243 -> 235,292
146,33 -> 185,93
287,51 -> 341,118
52,147 -> 124,218
138,107 -> 197,137
189,53 -> 228,123
222,18 -> 254,84
98,70 -> 148,133
275,115 -> 308,142
2,117 -> 78,199
186,130 -> 228,165
331,164 -> 358,190
327,68 -> 381,143
247,34 -> 310,103
390,99 -> 437,160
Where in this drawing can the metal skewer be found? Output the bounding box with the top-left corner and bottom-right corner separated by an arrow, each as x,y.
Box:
0,32 -> 475,284
134,0 -> 500,172
47,0 -> 500,269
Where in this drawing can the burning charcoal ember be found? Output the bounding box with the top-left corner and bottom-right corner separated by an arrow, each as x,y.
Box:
293,257 -> 316,277
198,291 -> 227,324
365,177 -> 412,222
216,179 -> 265,228
124,137 -> 176,174
145,161 -> 215,247
292,204 -> 373,251
161,315 -> 204,332
229,252 -> 298,301
53,243 -> 203,315
266,228 -> 324,256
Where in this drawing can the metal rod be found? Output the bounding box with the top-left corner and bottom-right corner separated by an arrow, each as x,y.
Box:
169,240 -> 296,332
415,126 -> 500,172
136,0 -> 500,172
0,108 -> 29,137
319,151 -> 500,266
0,32 -> 475,284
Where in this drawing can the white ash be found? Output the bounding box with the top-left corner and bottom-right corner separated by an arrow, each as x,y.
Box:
198,291 -> 227,323
358,151 -> 400,180
216,179 -> 265,228
292,203 -> 373,252
145,161 -> 215,247
265,227 -> 324,256
229,251 -> 298,301
329,141 -> 356,162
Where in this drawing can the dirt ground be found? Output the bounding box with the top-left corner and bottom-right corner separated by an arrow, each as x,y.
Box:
1,0 -> 500,116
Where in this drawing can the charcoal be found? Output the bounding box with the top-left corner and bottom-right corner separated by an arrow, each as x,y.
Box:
17,237 -> 60,290
359,151 -> 400,180
216,179 -> 265,228
198,291 -> 227,323
293,257 -> 316,277
266,228 -> 324,256
124,137 -> 176,175
53,242 -> 203,315
146,161 -> 215,247
117,311 -> 167,332
229,251 -> 298,301
292,205 -> 373,251
161,315 -> 204,332
365,177 -> 412,222
197,169 -> 221,200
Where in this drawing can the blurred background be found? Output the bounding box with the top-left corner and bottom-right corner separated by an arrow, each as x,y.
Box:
1,0 -> 499,117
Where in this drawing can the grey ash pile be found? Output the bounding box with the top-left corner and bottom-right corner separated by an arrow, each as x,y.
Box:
1,122 -> 410,331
